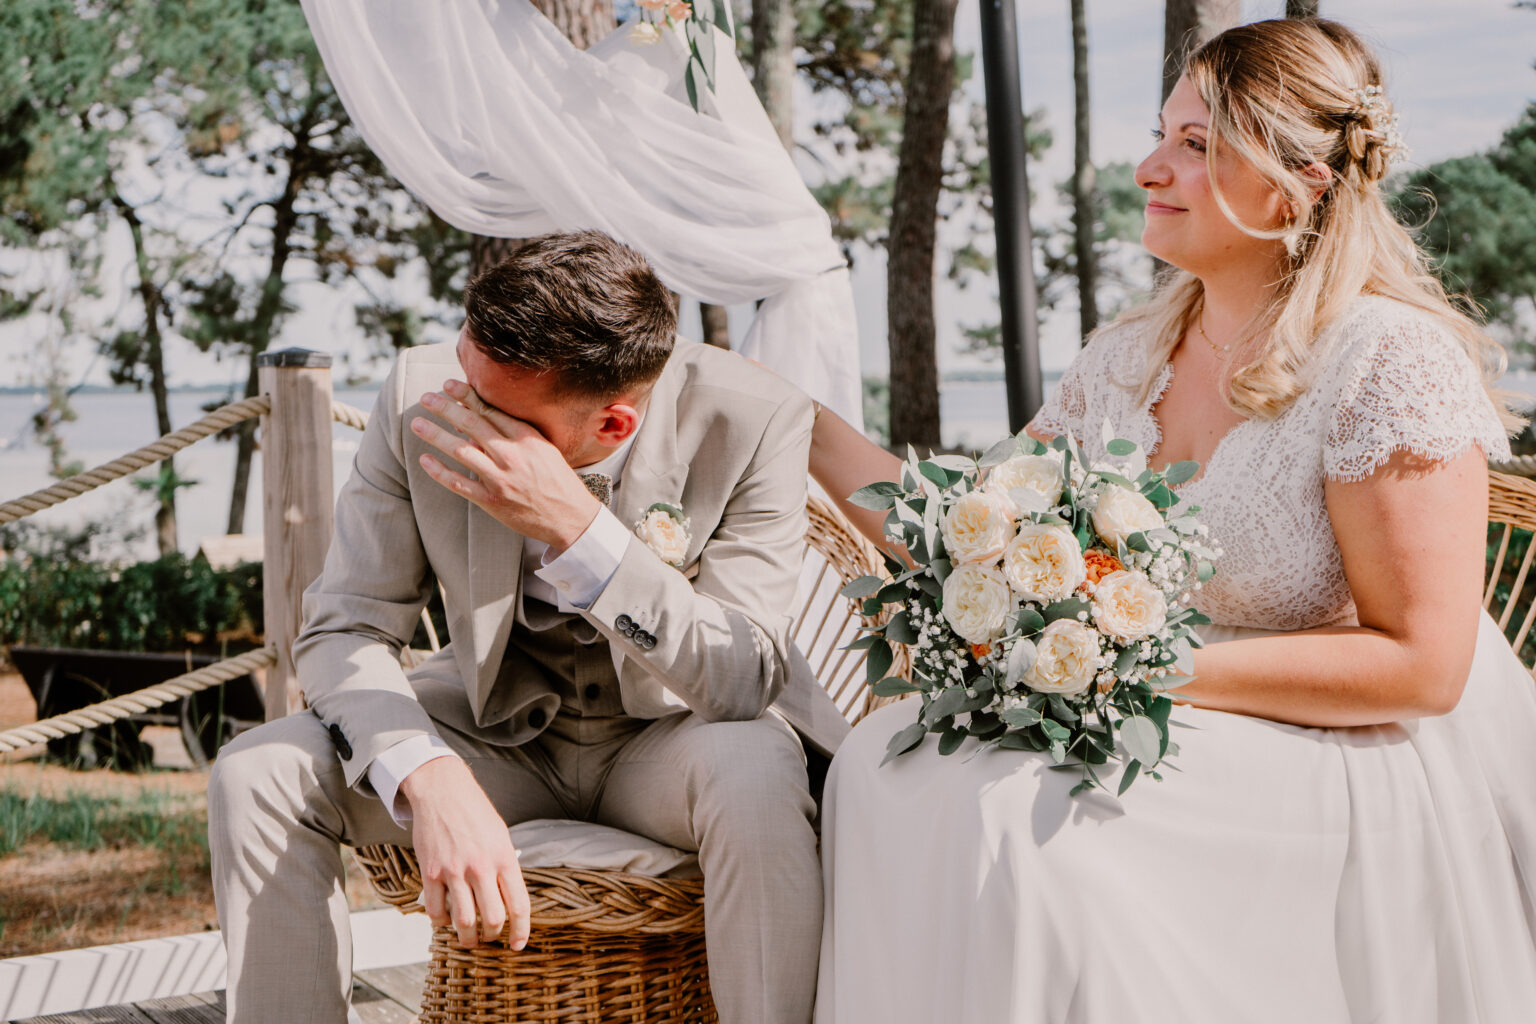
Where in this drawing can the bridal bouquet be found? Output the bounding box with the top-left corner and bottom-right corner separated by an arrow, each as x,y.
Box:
842,426 -> 1218,796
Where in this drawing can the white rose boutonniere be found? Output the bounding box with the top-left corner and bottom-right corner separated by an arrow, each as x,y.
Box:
636,502 -> 690,567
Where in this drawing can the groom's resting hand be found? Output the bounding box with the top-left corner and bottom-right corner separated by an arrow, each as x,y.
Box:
398,757 -> 531,951
412,379 -> 601,555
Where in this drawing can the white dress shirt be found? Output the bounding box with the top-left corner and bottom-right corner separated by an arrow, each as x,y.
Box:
368,426 -> 641,823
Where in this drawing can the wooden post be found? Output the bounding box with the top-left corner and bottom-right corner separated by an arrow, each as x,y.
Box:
258,349 -> 335,719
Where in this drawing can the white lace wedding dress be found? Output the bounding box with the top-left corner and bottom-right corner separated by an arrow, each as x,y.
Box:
815,295 -> 1536,1023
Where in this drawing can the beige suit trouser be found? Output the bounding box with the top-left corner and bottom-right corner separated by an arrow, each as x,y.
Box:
207,695 -> 822,1024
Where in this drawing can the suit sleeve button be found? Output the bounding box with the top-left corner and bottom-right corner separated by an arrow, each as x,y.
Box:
327,723 -> 354,760
615,614 -> 634,634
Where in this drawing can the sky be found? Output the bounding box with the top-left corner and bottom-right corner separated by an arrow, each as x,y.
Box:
1,0 -> 1532,390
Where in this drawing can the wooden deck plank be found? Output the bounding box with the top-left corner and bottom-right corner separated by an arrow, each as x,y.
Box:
356,962 -> 426,1011
131,992 -> 222,1024
349,978 -> 415,1024
7,963 -> 428,1024
10,1005 -> 158,1024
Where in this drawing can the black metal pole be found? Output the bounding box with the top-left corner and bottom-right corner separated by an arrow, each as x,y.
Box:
978,0 -> 1043,431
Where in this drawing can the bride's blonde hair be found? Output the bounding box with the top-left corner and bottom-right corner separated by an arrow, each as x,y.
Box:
1121,18 -> 1522,432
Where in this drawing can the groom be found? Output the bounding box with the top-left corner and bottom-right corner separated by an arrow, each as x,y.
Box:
207,230 -> 848,1024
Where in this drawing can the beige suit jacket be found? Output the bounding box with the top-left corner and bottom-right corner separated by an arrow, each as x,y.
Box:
293,341 -> 850,790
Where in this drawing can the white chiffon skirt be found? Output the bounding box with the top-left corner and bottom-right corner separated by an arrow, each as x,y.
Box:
814,613 -> 1536,1023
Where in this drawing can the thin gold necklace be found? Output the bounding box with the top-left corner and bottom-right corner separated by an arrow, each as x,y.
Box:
1195,304 -> 1233,356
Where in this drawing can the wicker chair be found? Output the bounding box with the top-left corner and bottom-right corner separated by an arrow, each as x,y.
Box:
353,495 -> 905,1023
1485,469 -> 1536,671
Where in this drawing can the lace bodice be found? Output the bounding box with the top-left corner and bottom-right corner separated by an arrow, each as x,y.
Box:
1031,295 -> 1512,631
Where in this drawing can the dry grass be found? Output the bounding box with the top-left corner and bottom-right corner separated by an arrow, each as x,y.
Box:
0,671 -> 387,959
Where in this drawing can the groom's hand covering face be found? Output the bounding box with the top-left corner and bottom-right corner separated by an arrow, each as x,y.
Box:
412,375 -> 603,554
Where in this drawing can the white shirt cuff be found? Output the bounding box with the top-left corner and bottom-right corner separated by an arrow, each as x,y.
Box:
367,734 -> 460,826
536,505 -> 631,610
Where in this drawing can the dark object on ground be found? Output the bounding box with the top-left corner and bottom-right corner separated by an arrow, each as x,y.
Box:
8,646 -> 264,770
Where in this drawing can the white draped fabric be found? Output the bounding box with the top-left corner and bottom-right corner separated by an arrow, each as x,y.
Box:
299,0 -> 863,427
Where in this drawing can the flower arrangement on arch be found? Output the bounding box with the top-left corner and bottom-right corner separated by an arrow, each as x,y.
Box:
841,425 -> 1220,796
626,0 -> 734,112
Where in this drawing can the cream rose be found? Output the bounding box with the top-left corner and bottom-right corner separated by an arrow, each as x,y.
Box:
1092,570 -> 1167,641
1091,484 -> 1163,548
636,508 -> 689,566
941,565 -> 1013,645
1023,619 -> 1101,696
1001,524 -> 1086,602
628,21 -> 662,44
985,451 -> 1065,511
940,490 -> 1017,565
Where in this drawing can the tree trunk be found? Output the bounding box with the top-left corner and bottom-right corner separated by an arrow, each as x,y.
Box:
470,0 -> 616,276
700,303 -> 730,347
1285,0 -> 1319,16
227,142 -> 306,534
1070,0 -> 1098,341
1161,0 -> 1240,104
113,189 -> 178,556
886,0 -> 959,452
750,0 -> 795,148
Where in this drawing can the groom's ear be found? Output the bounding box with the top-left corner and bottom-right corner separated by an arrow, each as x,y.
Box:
591,401 -> 642,449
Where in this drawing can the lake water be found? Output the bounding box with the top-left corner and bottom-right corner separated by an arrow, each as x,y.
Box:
8,366 -> 1533,563
0,378 -> 1037,562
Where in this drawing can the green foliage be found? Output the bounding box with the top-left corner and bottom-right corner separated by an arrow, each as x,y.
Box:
0,788 -> 207,860
0,551 -> 263,656
861,375 -> 891,447
1394,104 -> 1536,355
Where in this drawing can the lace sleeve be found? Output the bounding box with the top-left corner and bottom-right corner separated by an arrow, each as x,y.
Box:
1029,330 -> 1115,439
1323,310 -> 1512,482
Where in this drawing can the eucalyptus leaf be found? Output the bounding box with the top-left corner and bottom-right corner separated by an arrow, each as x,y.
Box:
937,727 -> 966,756
865,640 -> 893,685
1043,596 -> 1091,623
1106,438 -> 1138,457
919,461 -> 952,489
838,575 -> 885,599
1163,460 -> 1201,486
872,676 -> 920,697
885,609 -> 918,644
930,454 -> 975,473
1118,758 -> 1143,796
848,481 -> 903,510
979,435 -> 1021,468
1013,607 -> 1046,634
930,558 -> 953,584
924,686 -> 969,724
881,721 -> 928,765
1004,639 -> 1038,685
1120,715 -> 1162,766
999,705 -> 1043,729
841,634 -> 882,652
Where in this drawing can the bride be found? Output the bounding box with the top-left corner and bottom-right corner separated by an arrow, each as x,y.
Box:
809,18 -> 1536,1024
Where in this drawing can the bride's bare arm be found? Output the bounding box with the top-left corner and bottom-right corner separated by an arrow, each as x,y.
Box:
1180,447 -> 1487,726
810,404 -> 903,549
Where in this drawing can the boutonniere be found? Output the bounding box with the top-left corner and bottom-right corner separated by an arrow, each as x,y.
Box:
635,502 -> 690,568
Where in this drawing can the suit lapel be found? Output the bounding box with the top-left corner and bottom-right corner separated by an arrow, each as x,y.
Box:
607,354 -> 689,681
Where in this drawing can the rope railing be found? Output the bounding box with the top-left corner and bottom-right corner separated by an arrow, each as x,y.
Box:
0,647 -> 277,754
1492,454 -> 1536,477
0,397 -> 371,527
0,393 -> 372,754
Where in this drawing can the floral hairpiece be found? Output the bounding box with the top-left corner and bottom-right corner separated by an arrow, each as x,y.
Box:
1350,84 -> 1408,166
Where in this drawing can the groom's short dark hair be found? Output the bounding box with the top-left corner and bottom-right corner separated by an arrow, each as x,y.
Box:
462,230 -> 677,398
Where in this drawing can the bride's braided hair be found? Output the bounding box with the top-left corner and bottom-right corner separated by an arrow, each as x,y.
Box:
1117,17 -> 1521,434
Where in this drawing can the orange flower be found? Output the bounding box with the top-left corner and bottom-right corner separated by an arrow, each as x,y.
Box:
970,642 -> 992,661
1080,549 -> 1124,590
